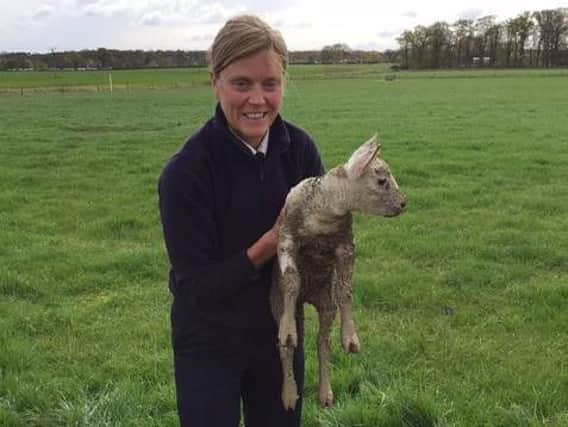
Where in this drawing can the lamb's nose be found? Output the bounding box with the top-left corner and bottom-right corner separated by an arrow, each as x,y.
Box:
401,198 -> 407,209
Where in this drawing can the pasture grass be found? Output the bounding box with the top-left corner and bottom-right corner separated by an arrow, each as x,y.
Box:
0,68 -> 208,91
0,64 -> 394,91
1,67 -> 567,426
2,64 -> 567,93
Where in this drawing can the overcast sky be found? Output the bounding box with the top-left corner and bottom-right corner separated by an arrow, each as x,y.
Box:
2,0 -> 566,53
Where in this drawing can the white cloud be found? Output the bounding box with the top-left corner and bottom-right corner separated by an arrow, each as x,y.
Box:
140,11 -> 163,26
197,3 -> 243,24
2,0 -> 568,52
354,41 -> 383,51
458,8 -> 485,21
75,0 -> 98,6
402,11 -> 418,18
211,0 -> 297,13
33,5 -> 55,21
80,0 -> 134,18
378,30 -> 401,38
187,33 -> 213,43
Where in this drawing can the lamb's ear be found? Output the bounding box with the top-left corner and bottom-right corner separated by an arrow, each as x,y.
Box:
345,134 -> 381,179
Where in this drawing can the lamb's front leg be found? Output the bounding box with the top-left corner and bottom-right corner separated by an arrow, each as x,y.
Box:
335,243 -> 360,353
277,234 -> 300,348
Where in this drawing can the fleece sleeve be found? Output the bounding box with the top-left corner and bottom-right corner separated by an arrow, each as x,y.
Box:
158,157 -> 258,304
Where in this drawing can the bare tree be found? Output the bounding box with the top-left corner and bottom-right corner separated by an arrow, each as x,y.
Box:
428,22 -> 452,68
412,26 -> 430,68
453,19 -> 475,67
397,30 -> 415,68
473,15 -> 497,64
321,43 -> 351,64
516,12 -> 535,66
533,9 -> 568,67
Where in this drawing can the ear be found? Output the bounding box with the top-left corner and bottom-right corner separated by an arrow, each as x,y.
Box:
345,133 -> 381,179
209,72 -> 219,99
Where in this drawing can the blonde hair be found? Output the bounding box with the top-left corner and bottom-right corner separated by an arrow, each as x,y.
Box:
208,14 -> 288,77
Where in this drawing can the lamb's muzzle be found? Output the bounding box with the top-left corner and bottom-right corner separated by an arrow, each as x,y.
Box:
270,133 -> 406,410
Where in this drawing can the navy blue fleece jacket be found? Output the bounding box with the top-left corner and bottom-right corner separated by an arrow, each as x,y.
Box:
158,105 -> 323,352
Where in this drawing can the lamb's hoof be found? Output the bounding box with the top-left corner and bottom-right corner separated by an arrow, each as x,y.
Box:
318,387 -> 334,407
281,382 -> 299,411
278,325 -> 298,348
341,332 -> 360,353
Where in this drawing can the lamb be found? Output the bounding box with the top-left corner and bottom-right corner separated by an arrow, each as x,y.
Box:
269,134 -> 406,410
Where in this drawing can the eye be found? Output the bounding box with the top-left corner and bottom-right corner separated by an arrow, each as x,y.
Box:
231,79 -> 251,91
378,178 -> 387,186
263,79 -> 280,91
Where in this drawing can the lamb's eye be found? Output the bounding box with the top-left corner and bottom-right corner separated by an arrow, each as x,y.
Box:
378,178 -> 387,186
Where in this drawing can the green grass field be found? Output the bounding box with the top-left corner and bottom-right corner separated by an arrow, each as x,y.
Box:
1,67 -> 567,426
1,65 -> 567,93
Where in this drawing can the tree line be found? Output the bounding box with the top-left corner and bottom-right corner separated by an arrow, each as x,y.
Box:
3,8 -> 566,72
397,8 -> 568,69
0,49 -> 207,71
0,47 -> 384,71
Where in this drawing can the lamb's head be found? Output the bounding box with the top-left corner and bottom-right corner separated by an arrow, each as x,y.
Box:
343,134 -> 406,217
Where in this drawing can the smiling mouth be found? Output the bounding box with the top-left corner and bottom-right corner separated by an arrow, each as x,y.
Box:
242,112 -> 267,120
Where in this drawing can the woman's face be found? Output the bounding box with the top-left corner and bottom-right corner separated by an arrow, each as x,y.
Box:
211,49 -> 284,148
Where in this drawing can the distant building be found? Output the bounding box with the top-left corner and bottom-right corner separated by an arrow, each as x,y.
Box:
472,56 -> 491,66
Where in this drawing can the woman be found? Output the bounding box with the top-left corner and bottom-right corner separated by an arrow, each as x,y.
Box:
158,14 -> 324,427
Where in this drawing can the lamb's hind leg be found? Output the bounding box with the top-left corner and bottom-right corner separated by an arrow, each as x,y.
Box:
335,243 -> 360,353
279,345 -> 298,410
316,307 -> 336,407
277,235 -> 301,348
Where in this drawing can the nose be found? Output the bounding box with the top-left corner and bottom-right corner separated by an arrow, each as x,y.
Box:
249,86 -> 266,105
400,198 -> 407,209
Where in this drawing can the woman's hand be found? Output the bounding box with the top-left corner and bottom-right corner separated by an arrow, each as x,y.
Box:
246,208 -> 285,268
